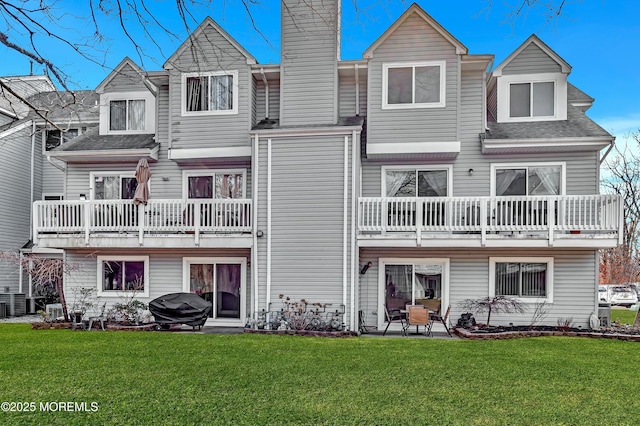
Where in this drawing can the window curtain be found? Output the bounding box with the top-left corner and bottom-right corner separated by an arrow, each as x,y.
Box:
95,176 -> 120,200
109,100 -> 127,130
128,100 -> 145,130
187,77 -> 208,111
495,169 -> 526,196
188,176 -> 213,199
121,177 -> 138,199
216,264 -> 240,296
215,174 -> 243,199
418,170 -> 447,196
529,167 -> 560,195
211,75 -> 233,110
190,264 -> 214,294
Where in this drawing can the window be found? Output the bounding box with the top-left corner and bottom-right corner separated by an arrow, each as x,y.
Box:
109,99 -> 146,131
385,168 -> 449,197
182,71 -> 239,115
383,62 -> 445,109
97,256 -> 149,297
91,173 -> 137,200
490,257 -> 553,302
185,170 -> 245,199
99,91 -> 155,135
45,128 -> 79,151
493,164 -> 563,196
509,82 -> 554,118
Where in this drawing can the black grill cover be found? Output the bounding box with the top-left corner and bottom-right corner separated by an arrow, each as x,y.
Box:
149,293 -> 212,326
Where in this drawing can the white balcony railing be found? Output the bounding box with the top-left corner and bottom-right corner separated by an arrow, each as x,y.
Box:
33,199 -> 252,245
359,195 -> 622,245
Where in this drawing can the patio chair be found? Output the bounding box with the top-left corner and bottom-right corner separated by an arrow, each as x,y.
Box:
404,305 -> 432,336
430,305 -> 452,337
383,306 -> 406,336
87,303 -> 107,331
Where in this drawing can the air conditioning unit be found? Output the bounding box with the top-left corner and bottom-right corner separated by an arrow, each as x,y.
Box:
0,293 -> 26,317
0,302 -> 6,319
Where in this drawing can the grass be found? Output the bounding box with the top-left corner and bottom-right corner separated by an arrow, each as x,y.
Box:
1,324 -> 640,425
610,307 -> 638,325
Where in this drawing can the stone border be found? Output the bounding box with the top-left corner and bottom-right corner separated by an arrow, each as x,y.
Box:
454,327 -> 640,342
106,323 -> 157,331
31,322 -> 73,330
244,329 -> 356,337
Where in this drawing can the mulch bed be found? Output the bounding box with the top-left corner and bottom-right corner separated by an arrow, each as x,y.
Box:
455,325 -> 640,341
244,328 -> 357,337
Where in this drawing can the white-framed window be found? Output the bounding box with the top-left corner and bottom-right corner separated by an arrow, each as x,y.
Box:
489,257 -> 554,303
182,70 -> 239,116
497,73 -> 567,122
382,61 -> 446,109
491,163 -> 565,197
99,91 -> 156,135
382,165 -> 452,197
97,255 -> 149,297
43,194 -> 63,201
183,169 -> 246,199
90,172 -> 138,200
45,128 -> 79,151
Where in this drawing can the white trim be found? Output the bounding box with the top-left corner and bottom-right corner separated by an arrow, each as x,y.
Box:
169,146 -> 251,160
350,130 -> 358,331
89,171 -> 138,200
343,136 -> 349,316
181,256 -> 247,326
493,35 -> 571,77
0,120 -> 32,138
367,141 -> 460,156
181,169 -> 247,200
482,137 -> 613,154
250,126 -> 362,138
99,91 -> 156,135
497,72 -> 567,122
490,162 -> 566,197
381,165 -> 454,197
252,134 -> 259,316
97,255 -> 149,298
266,138 -> 272,310
49,147 -> 159,161
489,256 -> 554,304
382,61 -> 446,109
181,70 -> 239,116
377,258 -> 450,331
0,106 -> 18,119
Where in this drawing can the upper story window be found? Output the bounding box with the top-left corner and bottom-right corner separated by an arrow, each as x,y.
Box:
497,73 -> 567,122
384,167 -> 451,197
45,128 -> 79,151
184,170 -> 245,199
382,61 -> 446,109
109,100 -> 145,131
99,91 -> 155,135
182,71 -> 239,116
91,172 -> 137,200
492,163 -> 564,196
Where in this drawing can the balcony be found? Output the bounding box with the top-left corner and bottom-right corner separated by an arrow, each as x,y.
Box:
358,195 -> 622,248
33,199 -> 252,249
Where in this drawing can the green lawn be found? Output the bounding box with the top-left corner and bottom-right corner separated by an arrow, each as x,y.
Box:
1,324 -> 639,425
611,308 -> 638,325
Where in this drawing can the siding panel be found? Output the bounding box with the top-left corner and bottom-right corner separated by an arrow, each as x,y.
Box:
502,43 -> 562,75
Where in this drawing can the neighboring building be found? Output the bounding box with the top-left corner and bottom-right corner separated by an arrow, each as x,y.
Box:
29,1 -> 620,329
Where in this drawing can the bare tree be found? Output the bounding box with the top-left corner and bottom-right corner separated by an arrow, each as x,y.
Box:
459,296 -> 527,327
600,132 -> 640,284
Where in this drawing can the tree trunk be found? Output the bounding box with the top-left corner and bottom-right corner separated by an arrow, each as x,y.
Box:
56,277 -> 68,321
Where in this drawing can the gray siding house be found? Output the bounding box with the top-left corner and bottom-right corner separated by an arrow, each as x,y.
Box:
28,1 -> 620,330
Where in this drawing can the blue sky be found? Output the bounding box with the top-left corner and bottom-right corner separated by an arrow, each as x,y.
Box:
1,0 -> 639,143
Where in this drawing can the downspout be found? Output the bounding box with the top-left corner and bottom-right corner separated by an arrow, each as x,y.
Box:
252,134 -> 259,317
266,138 -> 272,311
354,64 -> 360,116
599,138 -> 615,165
343,136 -> 348,318
350,129 -> 358,331
30,122 -> 36,240
260,68 -> 269,119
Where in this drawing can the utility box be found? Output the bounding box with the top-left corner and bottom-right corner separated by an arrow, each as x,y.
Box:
598,303 -> 611,327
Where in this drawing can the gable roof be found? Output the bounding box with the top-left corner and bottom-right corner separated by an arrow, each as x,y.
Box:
492,34 -> 571,77
363,3 -> 467,58
164,17 -> 257,69
95,57 -> 157,95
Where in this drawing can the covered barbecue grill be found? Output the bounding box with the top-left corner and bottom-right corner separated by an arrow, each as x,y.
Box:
149,292 -> 212,331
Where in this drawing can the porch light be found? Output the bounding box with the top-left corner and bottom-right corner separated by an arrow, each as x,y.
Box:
468,168 -> 474,176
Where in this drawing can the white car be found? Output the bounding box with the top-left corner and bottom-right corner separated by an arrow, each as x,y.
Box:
598,285 -> 610,303
609,286 -> 639,307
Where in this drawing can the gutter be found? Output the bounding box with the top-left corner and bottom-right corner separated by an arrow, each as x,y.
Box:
599,137 -> 616,165
30,121 -> 35,240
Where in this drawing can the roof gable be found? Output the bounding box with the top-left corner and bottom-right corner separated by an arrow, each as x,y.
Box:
493,34 -> 571,77
96,58 -> 156,94
363,3 -> 467,58
164,17 -> 257,69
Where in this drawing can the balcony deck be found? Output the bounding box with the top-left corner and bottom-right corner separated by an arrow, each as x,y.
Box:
358,195 -> 622,249
33,199 -> 253,249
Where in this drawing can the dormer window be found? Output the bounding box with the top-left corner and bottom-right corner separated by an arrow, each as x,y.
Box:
99,91 -> 155,135
182,71 -> 239,116
109,100 -> 145,131
509,82 -> 554,118
382,61 -> 446,109
45,128 -> 79,151
496,73 -> 567,122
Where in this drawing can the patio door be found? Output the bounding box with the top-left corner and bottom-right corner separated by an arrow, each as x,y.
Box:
379,258 -> 449,330
183,258 -> 246,324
